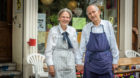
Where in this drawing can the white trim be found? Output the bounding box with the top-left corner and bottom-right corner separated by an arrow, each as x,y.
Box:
12,0 -> 24,71
120,0 -> 133,57
23,0 -> 38,78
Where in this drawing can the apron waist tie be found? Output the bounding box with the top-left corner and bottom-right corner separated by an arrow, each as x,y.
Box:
87,49 -> 110,53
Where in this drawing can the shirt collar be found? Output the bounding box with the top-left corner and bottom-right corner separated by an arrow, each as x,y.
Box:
91,20 -> 104,27
58,24 -> 70,34
100,20 -> 104,25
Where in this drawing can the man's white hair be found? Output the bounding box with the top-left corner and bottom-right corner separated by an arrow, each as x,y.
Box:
86,4 -> 99,15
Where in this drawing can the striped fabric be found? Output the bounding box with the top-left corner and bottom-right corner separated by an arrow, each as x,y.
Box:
49,49 -> 76,78
46,25 -> 77,78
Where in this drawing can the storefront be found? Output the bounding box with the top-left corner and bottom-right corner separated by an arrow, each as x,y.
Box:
22,0 -> 139,77
37,0 -> 120,54
0,0 -> 139,78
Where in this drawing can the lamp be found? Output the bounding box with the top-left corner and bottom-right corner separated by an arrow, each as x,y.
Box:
67,0 -> 77,10
40,0 -> 53,6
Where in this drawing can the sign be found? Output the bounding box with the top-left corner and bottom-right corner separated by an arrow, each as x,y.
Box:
16,0 -> 22,13
72,17 -> 86,30
38,13 -> 46,31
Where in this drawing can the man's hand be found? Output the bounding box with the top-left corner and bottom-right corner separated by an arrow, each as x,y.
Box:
76,64 -> 84,72
49,65 -> 55,77
112,64 -> 118,71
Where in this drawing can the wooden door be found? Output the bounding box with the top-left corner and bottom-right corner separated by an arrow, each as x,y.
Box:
0,0 -> 12,62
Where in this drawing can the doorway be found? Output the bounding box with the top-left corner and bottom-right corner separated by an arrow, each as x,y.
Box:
132,0 -> 138,51
0,0 -> 12,62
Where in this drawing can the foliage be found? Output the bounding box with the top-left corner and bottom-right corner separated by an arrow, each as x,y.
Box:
47,14 -> 58,25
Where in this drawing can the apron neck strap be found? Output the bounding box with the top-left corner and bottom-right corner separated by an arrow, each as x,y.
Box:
90,25 -> 105,32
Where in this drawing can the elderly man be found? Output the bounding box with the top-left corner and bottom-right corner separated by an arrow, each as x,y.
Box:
77,4 -> 119,78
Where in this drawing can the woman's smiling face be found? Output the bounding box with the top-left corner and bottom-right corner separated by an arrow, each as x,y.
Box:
58,11 -> 71,26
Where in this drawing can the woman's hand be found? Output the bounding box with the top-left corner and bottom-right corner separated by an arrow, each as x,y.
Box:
49,65 -> 55,77
76,64 -> 84,72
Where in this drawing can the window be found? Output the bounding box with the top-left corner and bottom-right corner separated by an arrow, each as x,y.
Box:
37,0 -> 120,53
0,0 -> 7,21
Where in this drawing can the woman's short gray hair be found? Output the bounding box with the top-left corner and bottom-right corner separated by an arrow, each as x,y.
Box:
58,8 -> 72,19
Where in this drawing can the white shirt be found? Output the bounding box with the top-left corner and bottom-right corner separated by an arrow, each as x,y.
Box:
78,20 -> 119,64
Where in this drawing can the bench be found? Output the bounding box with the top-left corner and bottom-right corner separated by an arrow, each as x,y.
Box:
114,57 -> 140,74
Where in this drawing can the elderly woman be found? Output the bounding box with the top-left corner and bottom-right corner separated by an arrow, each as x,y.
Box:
45,8 -> 80,78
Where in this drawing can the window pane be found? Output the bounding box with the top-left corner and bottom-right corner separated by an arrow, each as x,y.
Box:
38,0 -> 119,53
0,0 -> 7,21
103,0 -> 118,38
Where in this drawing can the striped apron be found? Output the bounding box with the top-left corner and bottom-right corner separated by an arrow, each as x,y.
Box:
48,33 -> 76,78
83,26 -> 114,78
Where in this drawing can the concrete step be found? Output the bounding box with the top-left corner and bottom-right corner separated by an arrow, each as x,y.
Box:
0,63 -> 16,71
0,70 -> 21,77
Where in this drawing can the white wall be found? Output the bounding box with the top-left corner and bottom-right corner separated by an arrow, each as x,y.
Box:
12,0 -> 23,71
23,0 -> 38,78
12,0 -> 38,78
120,0 -> 133,57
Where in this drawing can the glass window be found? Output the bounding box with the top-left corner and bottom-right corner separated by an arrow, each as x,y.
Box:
103,0 -> 118,38
38,0 -> 119,53
0,0 -> 7,21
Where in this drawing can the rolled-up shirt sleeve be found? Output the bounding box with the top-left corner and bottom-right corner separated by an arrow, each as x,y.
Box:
45,28 -> 55,66
108,22 -> 119,64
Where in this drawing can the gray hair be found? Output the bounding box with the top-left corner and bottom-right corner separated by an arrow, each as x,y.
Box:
86,4 -> 99,15
58,8 -> 72,19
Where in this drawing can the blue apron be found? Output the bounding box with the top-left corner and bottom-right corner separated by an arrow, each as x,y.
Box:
83,26 -> 113,78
